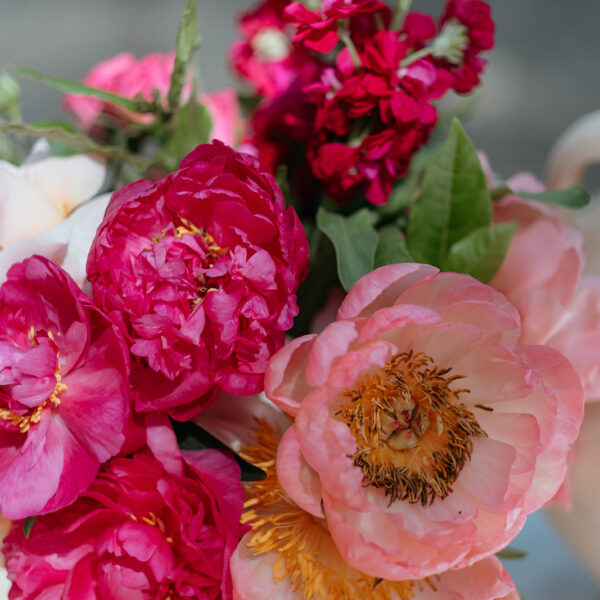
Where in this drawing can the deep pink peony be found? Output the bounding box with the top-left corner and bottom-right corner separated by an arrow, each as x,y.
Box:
490,173 -> 600,400
87,141 -> 309,419
265,263 -> 583,579
3,444 -> 245,599
0,256 -> 130,519
64,52 -> 190,130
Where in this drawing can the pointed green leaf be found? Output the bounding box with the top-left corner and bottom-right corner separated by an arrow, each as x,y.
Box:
161,97 -> 212,170
0,122 -> 150,166
407,119 -> 492,266
519,186 -> 590,209
443,222 -> 517,283
23,516 -> 36,539
168,0 -> 201,112
496,546 -> 527,560
15,67 -> 155,114
317,207 -> 378,292
374,225 -> 413,268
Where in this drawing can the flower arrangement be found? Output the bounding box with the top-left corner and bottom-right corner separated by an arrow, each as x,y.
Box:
0,0 -> 596,598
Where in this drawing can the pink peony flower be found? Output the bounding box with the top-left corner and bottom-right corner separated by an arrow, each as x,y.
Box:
231,418 -> 518,600
64,51 -> 192,130
87,141 -> 309,419
490,173 -> 600,400
0,256 -> 130,519
265,263 -> 583,579
3,445 -> 245,599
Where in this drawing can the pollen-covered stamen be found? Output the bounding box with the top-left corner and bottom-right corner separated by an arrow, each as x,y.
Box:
152,216 -> 228,306
339,351 -> 486,506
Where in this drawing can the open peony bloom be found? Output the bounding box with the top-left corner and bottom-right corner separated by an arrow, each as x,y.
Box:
0,154 -> 105,250
87,141 -> 309,419
0,256 -> 130,519
490,173 -> 600,400
3,446 -> 245,599
231,420 -> 518,600
265,263 -> 583,580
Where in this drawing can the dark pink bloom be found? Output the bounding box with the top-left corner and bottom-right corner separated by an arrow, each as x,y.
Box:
439,0 -> 495,93
4,447 -> 245,599
87,142 -> 309,419
230,0 -> 321,99
0,256 -> 130,519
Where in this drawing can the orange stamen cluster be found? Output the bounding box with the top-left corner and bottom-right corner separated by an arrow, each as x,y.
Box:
339,351 -> 486,506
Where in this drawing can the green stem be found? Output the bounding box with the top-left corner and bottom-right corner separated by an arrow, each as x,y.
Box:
390,0 -> 413,31
401,47 -> 433,68
338,21 -> 361,69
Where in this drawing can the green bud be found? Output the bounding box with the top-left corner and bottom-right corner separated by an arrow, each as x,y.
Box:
0,71 -> 22,121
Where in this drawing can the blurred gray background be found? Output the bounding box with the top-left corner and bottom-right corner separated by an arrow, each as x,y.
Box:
1,1 -> 599,598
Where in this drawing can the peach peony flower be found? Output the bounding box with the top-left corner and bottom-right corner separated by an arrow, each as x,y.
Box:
231,419 -> 519,600
0,154 -> 105,251
265,264 -> 583,580
491,173 -> 600,400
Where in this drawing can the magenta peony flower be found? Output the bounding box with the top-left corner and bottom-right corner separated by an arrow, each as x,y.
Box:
3,446 -> 245,600
0,256 -> 130,519
265,263 -> 583,580
87,141 -> 309,419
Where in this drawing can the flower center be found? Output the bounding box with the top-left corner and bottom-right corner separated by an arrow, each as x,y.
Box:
251,28 -> 291,62
152,216 -> 228,306
339,351 -> 486,506
241,421 -> 420,600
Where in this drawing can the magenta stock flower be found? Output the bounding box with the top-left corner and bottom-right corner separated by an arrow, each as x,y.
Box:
265,264 -> 583,579
4,446 -> 245,599
87,142 -> 309,419
0,256 -> 130,519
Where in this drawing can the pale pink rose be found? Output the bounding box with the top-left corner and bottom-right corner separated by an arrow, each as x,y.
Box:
491,174 -> 600,400
0,256 -> 130,519
200,88 -> 244,148
64,52 -> 192,130
0,154 -> 105,249
265,264 -> 583,579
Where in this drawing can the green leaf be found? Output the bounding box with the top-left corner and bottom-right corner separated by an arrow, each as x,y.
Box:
0,121 -> 149,167
496,546 -> 527,560
374,225 -> 413,268
162,97 -> 212,169
317,207 -> 378,292
406,119 -> 492,266
15,67 -> 155,114
0,71 -> 22,121
171,420 -> 266,482
23,516 -> 36,539
168,0 -> 201,112
519,186 -> 590,210
443,222 -> 517,283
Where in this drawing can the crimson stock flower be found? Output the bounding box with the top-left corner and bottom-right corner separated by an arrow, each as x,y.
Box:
87,142 -> 309,419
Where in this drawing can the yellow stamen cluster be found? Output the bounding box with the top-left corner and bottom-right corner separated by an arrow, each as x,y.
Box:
241,421 -> 424,600
128,511 -> 174,544
339,351 -> 486,506
0,364 -> 66,434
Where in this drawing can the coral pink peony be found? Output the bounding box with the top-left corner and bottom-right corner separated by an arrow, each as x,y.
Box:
231,419 -> 518,600
3,445 -> 245,599
87,141 -> 309,419
265,263 -> 583,579
0,256 -> 130,519
64,52 -> 191,130
200,89 -> 244,148
490,173 -> 600,400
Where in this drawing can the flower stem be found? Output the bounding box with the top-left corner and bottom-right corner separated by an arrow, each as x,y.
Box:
338,21 -> 361,69
401,47 -> 432,68
391,0 -> 413,31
